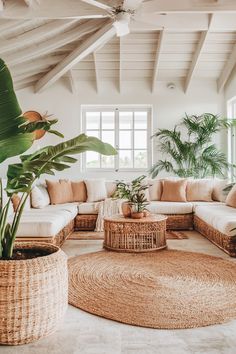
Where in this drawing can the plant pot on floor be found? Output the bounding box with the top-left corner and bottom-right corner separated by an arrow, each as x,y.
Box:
0,242 -> 68,345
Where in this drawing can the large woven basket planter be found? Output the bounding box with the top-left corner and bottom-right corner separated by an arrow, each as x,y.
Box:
0,243 -> 68,345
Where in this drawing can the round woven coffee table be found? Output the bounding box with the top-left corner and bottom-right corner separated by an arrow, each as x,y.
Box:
103,214 -> 167,252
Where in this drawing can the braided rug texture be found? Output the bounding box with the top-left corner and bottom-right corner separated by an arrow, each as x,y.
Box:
68,249 -> 236,329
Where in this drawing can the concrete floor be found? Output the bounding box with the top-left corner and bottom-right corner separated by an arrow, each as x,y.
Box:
2,231 -> 236,354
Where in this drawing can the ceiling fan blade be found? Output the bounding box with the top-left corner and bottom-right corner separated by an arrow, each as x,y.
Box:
122,0 -> 143,10
81,0 -> 113,12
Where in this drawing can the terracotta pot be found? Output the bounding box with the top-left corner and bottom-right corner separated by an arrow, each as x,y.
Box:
0,243 -> 68,345
131,212 -> 144,219
143,210 -> 150,217
23,111 -> 46,140
121,202 -> 132,218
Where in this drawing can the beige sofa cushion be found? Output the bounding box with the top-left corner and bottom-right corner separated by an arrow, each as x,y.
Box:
226,184 -> 236,208
195,205 -> 236,236
71,181 -> 87,202
146,201 -> 193,215
148,179 -> 162,201
191,201 -> 224,212
84,179 -> 107,202
186,179 -> 213,201
78,202 -> 99,214
105,181 -> 117,198
31,184 -> 50,208
46,179 -> 73,204
212,179 -> 228,202
161,179 -> 187,202
9,203 -> 78,237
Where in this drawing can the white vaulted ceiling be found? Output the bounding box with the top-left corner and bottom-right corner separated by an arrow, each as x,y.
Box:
1,0 -> 236,93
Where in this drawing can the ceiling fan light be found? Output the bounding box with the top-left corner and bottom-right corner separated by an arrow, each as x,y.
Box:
113,12 -> 131,37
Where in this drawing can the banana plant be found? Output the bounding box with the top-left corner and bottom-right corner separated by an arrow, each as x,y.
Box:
0,58 -> 117,258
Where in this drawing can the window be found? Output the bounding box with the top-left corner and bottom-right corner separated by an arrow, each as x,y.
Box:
227,97 -> 236,180
82,106 -> 152,171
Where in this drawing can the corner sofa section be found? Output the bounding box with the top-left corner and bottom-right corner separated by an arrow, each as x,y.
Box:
11,178 -> 236,257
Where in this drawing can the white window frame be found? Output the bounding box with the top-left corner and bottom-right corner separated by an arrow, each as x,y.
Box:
81,105 -> 153,172
227,96 -> 236,181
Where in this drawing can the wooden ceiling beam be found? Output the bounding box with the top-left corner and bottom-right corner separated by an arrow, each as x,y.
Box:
1,0 -> 107,19
132,13 -> 236,31
151,29 -> 165,93
10,55 -> 64,76
142,0 -> 236,13
68,70 -> 78,94
217,44 -> 236,92
35,21 -> 116,93
3,19 -> 102,66
0,19 -> 79,55
93,52 -> 100,93
184,14 -> 213,93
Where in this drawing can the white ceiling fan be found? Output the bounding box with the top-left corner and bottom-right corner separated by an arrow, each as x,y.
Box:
81,0 -> 144,37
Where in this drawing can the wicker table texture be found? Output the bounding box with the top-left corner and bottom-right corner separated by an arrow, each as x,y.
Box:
103,214 -> 167,252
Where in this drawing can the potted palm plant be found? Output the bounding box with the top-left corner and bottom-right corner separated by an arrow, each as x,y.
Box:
0,59 -> 117,345
150,113 -> 236,178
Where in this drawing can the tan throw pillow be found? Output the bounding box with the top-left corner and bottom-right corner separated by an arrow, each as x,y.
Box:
71,181 -> 87,202
11,194 -> 21,212
226,184 -> 236,208
161,179 -> 187,202
46,179 -> 73,204
186,179 -> 213,201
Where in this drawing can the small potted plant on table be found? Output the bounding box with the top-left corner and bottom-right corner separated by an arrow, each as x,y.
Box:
113,175 -> 149,218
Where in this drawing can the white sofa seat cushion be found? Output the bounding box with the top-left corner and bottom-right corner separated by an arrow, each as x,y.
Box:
42,203 -> 78,219
146,201 -> 193,215
78,202 -> 99,214
191,201 -> 224,212
195,205 -> 236,236
8,203 -> 78,237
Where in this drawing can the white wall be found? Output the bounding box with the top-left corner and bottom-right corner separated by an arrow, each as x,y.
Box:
1,79 -> 224,180
225,66 -> 236,105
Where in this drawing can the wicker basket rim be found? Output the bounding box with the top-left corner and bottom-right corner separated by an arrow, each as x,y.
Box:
0,242 -> 63,264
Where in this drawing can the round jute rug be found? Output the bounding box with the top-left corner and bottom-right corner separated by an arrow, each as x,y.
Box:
68,250 -> 236,329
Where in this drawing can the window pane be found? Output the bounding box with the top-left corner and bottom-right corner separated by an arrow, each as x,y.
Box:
86,151 -> 100,168
134,112 -> 147,129
101,155 -> 115,169
119,131 -> 132,149
102,112 -> 115,129
119,112 -> 133,129
86,130 -> 100,138
119,150 -> 133,168
134,131 -> 147,149
134,150 -> 147,168
102,131 -> 115,146
86,112 -> 100,129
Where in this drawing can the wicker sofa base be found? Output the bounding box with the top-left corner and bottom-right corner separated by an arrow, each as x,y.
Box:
166,213 -> 193,230
16,219 -> 75,247
75,213 -> 194,231
194,215 -> 236,257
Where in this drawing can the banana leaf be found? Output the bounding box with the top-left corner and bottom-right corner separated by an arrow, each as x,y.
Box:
0,58 -> 61,163
6,134 -> 117,195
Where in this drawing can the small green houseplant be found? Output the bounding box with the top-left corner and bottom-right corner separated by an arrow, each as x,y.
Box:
150,113 -> 235,178
0,58 -> 116,345
113,175 -> 149,218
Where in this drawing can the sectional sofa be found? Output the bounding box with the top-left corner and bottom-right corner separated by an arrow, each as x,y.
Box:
6,178 -> 236,257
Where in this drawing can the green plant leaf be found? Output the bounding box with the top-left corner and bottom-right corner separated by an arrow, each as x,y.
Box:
6,134 -> 117,195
